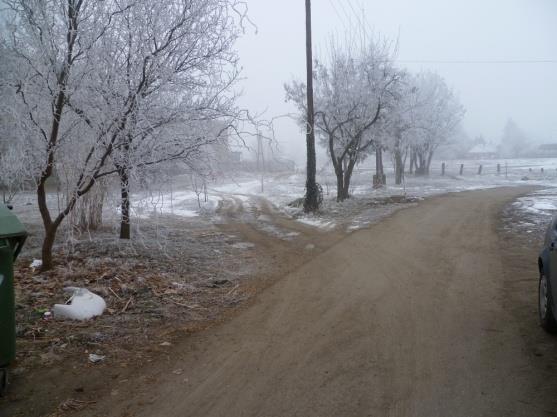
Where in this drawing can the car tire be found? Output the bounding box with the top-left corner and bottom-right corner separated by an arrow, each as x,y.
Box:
539,271 -> 557,333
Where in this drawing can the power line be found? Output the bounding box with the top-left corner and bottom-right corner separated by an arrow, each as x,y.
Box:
340,0 -> 372,45
343,0 -> 367,43
396,59 -> 557,64
336,0 -> 354,29
328,0 -> 349,31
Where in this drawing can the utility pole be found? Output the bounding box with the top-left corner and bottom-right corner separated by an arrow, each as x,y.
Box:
257,132 -> 265,193
256,131 -> 262,172
304,0 -> 319,212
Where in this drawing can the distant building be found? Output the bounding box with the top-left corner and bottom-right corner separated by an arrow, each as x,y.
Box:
537,144 -> 557,157
466,143 -> 498,159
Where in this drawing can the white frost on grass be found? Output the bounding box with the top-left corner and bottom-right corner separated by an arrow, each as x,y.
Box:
110,158 -> 557,238
231,242 -> 255,250
169,207 -> 199,218
513,189 -> 557,219
132,189 -> 221,219
297,216 -> 336,230
532,202 -> 557,211
257,223 -> 300,240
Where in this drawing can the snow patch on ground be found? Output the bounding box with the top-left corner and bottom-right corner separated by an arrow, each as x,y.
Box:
132,189 -> 221,219
297,216 -> 336,230
231,242 -> 255,250
504,188 -> 557,241
128,159 -> 556,239
512,189 -> 557,219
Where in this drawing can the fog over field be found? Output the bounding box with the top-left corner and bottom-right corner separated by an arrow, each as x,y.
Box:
2,1 -> 557,415
236,0 -> 557,164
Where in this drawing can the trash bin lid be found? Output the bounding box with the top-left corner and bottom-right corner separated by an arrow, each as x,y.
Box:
0,204 -> 27,239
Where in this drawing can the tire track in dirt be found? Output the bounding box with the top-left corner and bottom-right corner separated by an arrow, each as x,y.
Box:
83,187 -> 557,417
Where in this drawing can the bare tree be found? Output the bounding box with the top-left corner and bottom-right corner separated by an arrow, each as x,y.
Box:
379,75 -> 426,185
91,1 -> 246,239
1,0 -> 248,269
499,119 -> 528,158
409,72 -> 465,176
286,39 -> 401,201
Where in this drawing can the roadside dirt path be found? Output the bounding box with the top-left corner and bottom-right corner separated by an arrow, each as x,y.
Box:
82,188 -> 557,416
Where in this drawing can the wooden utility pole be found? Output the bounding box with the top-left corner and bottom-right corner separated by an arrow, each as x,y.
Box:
304,0 -> 319,212
257,132 -> 265,193
256,131 -> 262,172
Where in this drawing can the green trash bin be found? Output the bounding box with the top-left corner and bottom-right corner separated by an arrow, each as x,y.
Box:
0,204 -> 27,396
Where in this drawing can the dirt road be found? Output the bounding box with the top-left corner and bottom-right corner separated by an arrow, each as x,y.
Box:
85,188 -> 557,417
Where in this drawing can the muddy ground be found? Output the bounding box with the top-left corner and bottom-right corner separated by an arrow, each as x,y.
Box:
1,193 -> 346,417
2,187 -> 556,416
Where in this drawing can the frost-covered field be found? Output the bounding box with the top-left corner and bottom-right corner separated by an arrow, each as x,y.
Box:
10,158 -> 557,242
127,157 -> 557,233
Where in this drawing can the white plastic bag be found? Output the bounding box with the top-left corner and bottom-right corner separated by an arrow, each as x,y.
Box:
53,287 -> 106,320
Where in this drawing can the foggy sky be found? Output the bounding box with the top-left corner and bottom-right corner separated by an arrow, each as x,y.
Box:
235,0 -> 557,165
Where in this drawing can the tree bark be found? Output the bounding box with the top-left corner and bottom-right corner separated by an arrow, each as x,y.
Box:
373,147 -> 386,188
35,0 -> 80,271
334,156 -> 356,202
426,150 -> 434,175
394,150 -> 404,185
342,158 -> 356,199
336,172 -> 347,201
415,151 -> 427,176
41,226 -> 57,270
118,166 -> 131,240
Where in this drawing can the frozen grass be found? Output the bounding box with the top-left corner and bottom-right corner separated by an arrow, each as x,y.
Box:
112,157 -> 557,234
10,158 -> 557,242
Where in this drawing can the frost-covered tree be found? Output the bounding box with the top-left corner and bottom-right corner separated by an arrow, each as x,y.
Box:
499,119 -> 527,158
378,75 -> 422,185
286,39 -> 402,201
87,0 -> 245,239
0,0 -> 248,269
409,72 -> 465,176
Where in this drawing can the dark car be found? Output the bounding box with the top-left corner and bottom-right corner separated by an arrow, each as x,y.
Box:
539,214 -> 557,333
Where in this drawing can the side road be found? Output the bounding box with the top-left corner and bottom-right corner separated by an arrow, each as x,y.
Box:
70,188 -> 557,416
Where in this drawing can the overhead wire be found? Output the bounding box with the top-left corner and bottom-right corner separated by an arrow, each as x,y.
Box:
395,60 -> 557,64
327,2 -> 557,65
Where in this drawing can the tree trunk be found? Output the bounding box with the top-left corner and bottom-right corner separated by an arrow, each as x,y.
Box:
119,167 -> 131,240
334,157 -> 357,202
373,147 -> 386,188
394,150 -> 404,185
37,179 -> 56,270
35,4 -> 78,272
342,158 -> 356,199
41,226 -> 57,270
426,151 -> 434,176
415,152 -> 427,176
335,167 -> 346,202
